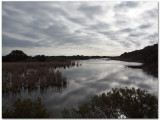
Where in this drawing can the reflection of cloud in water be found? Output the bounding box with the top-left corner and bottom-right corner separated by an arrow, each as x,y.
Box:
45,59 -> 157,117
3,59 -> 158,117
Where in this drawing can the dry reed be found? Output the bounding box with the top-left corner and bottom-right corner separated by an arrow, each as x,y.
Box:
2,61 -> 76,93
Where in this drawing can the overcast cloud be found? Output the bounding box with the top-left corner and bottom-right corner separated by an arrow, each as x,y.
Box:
2,1 -> 158,56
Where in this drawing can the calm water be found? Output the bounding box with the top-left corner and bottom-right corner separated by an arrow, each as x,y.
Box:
2,59 -> 158,118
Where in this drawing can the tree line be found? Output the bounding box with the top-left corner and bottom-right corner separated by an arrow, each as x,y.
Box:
2,50 -> 106,62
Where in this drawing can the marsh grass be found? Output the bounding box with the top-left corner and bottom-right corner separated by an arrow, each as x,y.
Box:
2,61 -> 76,93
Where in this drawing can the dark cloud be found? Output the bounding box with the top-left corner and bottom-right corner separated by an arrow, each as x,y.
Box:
114,13 -> 130,28
2,35 -> 44,48
86,22 -> 110,31
115,20 -> 128,26
129,39 -> 141,47
78,4 -> 103,18
129,32 -> 144,37
100,31 -> 118,40
119,28 -> 134,33
44,24 -> 69,36
139,24 -> 152,29
145,33 -> 158,41
114,1 -> 139,10
142,8 -> 158,18
68,17 -> 87,25
22,32 -> 43,40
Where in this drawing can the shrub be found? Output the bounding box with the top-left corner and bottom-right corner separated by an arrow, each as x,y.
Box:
2,97 -> 49,118
62,87 -> 158,118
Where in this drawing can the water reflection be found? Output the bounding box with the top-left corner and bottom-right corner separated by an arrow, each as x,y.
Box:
2,59 -> 158,118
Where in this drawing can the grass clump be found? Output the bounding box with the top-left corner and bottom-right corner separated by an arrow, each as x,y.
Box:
3,97 -> 49,118
62,87 -> 158,118
2,62 -> 72,93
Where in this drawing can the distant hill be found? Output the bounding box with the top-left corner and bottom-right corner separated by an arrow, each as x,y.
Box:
110,44 -> 158,77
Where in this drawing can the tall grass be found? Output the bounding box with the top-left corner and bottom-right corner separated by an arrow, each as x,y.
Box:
2,61 -> 76,93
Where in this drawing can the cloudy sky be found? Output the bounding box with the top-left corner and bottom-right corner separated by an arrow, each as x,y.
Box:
2,1 -> 158,56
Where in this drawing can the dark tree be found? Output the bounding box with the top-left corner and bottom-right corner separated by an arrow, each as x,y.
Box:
3,50 -> 28,62
8,50 -> 27,57
34,55 -> 46,62
111,44 -> 158,77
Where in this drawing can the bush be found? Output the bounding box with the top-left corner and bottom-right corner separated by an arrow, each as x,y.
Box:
3,97 -> 50,118
62,87 -> 158,118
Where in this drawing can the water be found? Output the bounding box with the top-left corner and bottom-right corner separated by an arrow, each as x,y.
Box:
2,59 -> 158,118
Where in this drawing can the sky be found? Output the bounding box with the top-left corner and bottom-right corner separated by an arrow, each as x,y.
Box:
2,1 -> 158,56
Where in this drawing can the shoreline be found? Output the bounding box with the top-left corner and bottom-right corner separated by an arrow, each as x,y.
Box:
108,57 -> 158,78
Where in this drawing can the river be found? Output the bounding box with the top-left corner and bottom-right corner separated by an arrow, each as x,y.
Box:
2,59 -> 158,118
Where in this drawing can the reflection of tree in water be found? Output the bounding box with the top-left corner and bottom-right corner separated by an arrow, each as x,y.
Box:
62,87 -> 158,118
39,82 -> 68,93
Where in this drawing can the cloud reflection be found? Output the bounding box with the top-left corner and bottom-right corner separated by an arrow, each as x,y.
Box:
2,59 -> 158,117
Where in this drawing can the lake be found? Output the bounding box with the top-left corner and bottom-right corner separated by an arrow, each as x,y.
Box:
2,59 -> 158,118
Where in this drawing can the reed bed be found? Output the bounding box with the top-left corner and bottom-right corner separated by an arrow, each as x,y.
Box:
2,61 -> 77,93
